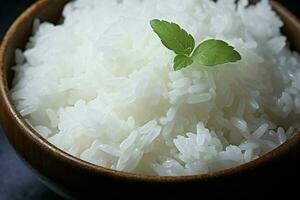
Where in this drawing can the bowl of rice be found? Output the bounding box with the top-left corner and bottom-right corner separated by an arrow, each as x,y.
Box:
1,0 -> 300,198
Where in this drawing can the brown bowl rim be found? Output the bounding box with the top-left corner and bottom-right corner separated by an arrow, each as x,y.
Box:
1,0 -> 300,183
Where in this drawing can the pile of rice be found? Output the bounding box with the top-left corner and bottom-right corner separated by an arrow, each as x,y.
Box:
11,0 -> 300,176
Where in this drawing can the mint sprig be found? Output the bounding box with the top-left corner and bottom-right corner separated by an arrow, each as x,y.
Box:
150,19 -> 242,71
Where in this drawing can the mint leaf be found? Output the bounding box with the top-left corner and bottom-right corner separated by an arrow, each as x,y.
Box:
192,39 -> 241,66
150,19 -> 242,71
174,55 -> 193,71
150,19 -> 195,56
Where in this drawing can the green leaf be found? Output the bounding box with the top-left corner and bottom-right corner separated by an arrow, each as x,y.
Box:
150,19 -> 195,56
150,19 -> 242,71
192,39 -> 241,66
173,55 -> 194,71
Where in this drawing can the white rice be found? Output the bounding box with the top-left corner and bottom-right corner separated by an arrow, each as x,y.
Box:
11,0 -> 300,176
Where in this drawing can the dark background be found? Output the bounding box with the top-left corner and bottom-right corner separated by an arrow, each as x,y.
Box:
0,0 -> 300,200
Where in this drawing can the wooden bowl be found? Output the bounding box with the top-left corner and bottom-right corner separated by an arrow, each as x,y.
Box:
1,0 -> 300,198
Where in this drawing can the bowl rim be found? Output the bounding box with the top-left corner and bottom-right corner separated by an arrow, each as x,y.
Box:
1,0 -> 300,183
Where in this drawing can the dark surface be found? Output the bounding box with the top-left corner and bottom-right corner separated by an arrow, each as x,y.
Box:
0,129 -> 61,200
0,0 -> 300,200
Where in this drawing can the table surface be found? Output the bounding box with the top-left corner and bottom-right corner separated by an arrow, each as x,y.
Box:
1,0 -> 300,199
